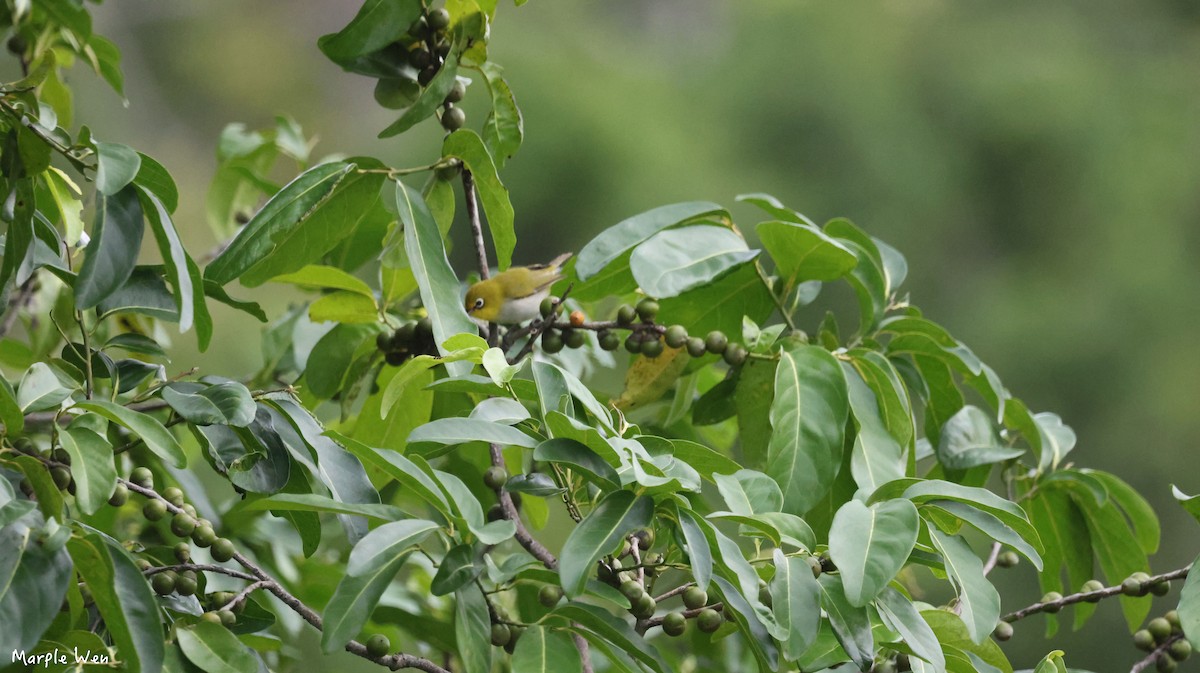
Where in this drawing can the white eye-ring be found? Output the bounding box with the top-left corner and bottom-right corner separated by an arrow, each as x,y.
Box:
474,298 -> 485,309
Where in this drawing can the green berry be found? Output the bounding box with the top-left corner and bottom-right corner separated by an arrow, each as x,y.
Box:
366,634 -> 391,657
427,8 -> 451,30
1081,579 -> 1105,601
108,483 -> 129,507
171,513 -> 196,538
130,467 -> 154,489
51,466 -> 72,490
619,580 -> 644,601
143,499 -> 168,522
640,337 -> 664,358
996,550 -> 1019,568
1135,629 -> 1157,652
539,297 -> 556,317
490,623 -> 511,647
52,447 -> 71,464
151,572 -> 176,595
417,65 -> 438,86
14,437 -> 37,455
182,505 -> 197,518
683,586 -> 708,610
161,486 -> 185,507
992,621 -> 1013,641
393,322 -> 417,347
1040,592 -> 1063,613
704,331 -> 728,354
1167,610 -> 1182,632
409,15 -> 429,37
538,585 -> 563,607
624,333 -> 641,353
193,523 -> 217,548
634,528 -> 655,550
1169,638 -> 1192,661
1151,579 -> 1171,596
135,558 -> 153,571
385,351 -> 408,367
598,330 -> 620,351
616,304 -> 637,325
376,332 -> 392,351
443,77 -> 465,104
440,105 -> 466,131
1123,577 -> 1145,597
201,611 -> 222,625
211,538 -> 235,562
218,610 -> 236,626
722,344 -> 747,366
662,612 -> 687,637
175,574 -> 197,597
1157,654 -> 1177,673
1150,617 -> 1173,642
174,542 -> 191,563
541,330 -> 564,354
483,466 -> 507,490
696,608 -> 723,633
635,298 -> 659,321
664,325 -> 688,349
564,329 -> 586,349
631,593 -> 656,619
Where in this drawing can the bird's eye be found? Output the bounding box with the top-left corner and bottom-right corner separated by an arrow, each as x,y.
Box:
474,298 -> 485,309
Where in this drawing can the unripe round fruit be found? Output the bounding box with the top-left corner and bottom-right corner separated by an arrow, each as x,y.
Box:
541,330 -> 564,354
161,486 -> 185,506
376,332 -> 392,351
722,344 -> 747,366
1169,638 -> 1192,661
53,447 -> 71,464
408,46 -> 433,69
427,7 -> 451,30
620,580 -> 644,601
490,623 -> 511,647
193,524 -> 217,548
201,611 -> 222,625
130,467 -> 154,489
1151,579 -> 1171,596
696,609 -> 723,633
631,593 -> 656,619
685,337 -> 707,358
218,610 -> 237,627
539,297 -> 556,317
992,621 -> 1013,641
683,586 -> 708,610
598,330 -> 620,351
1150,617 -> 1173,643
538,585 -> 563,607
635,298 -> 659,321
366,634 -> 391,657
1040,592 -> 1063,612
385,351 -> 408,367
1135,629 -> 1157,652
418,65 -> 438,86
569,310 -> 586,327
634,528 -> 655,550
175,574 -> 197,596
51,466 -> 72,490
108,483 -> 129,507
409,16 -> 429,37
483,467 -> 507,490
806,555 -> 823,579
616,304 -> 636,325
212,538 -> 235,562
143,499 -> 168,522
662,612 -> 687,637
14,437 -> 37,455
564,329 -> 586,349
996,550 -> 1019,568
664,325 -> 688,349
704,331 -> 728,354
171,513 -> 197,537
1157,654 -> 1177,673
444,78 -> 466,104
394,322 -> 417,347
174,542 -> 191,563
486,504 -> 504,522
151,572 -> 176,595
640,338 -> 664,358
1122,577 -> 1144,597
624,334 -> 641,354
135,558 -> 153,571
1082,579 -> 1105,601
440,105 -> 466,131
1167,610 -> 1183,632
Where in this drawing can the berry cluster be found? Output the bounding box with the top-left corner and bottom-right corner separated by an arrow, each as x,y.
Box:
375,317 -> 437,367
371,5 -> 467,133
1134,610 -> 1190,671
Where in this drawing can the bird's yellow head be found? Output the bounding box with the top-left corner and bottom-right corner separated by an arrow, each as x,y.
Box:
463,252 -> 574,325
464,278 -> 505,323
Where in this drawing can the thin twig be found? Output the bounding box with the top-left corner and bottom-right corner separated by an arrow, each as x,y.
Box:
754,261 -> 799,332
981,541 -> 1002,576
653,582 -> 694,603
143,564 -> 256,582
487,443 -> 557,569
1130,633 -> 1184,673
638,603 -> 723,635
463,170 -> 499,347
220,580 -> 272,612
1003,566 -> 1190,623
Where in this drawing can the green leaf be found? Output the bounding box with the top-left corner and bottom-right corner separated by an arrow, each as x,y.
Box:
138,188 -> 199,334
826,218 -> 887,334
59,426 -> 116,515
68,532 -> 164,673
432,543 -> 482,596
669,438 -> 741,480
177,622 -> 257,673
237,493 -> 405,521
73,399 -> 186,468
322,519 -> 438,652
511,625 -> 581,673
713,469 -> 783,516
478,62 -> 523,168
76,185 -> 145,309
303,324 -> 373,399
1031,651 -> 1068,673
675,506 -> 713,591
756,219 -> 856,281
533,438 -> 619,490
1069,491 -> 1150,631
829,498 -> 919,606
309,291 -> 379,323
317,0 -> 420,62
765,344 -> 848,514
924,500 -> 1042,570
442,129 -> 516,269
95,142 -> 141,195
397,180 -> 477,377
734,357 -> 776,469
928,528 -> 1000,644
559,490 -> 653,597
848,349 -> 915,450
17,362 -> 72,412
629,225 -> 759,298
379,51 -> 460,138
133,152 -> 177,212
0,375 -> 21,434
877,587 -> 946,673
575,201 -> 728,280
161,381 -> 255,427
658,261 -> 775,340
455,583 -> 493,673
769,548 -> 821,661
45,166 -> 84,246
549,602 -> 668,673
272,264 -> 375,296
937,405 -> 1024,469
816,574 -> 873,669
331,432 -> 451,517
921,610 -> 1012,673
1023,486 -> 1094,635
1178,552 -> 1200,649
0,511 -> 73,656
710,576 -> 779,670
1087,470 -> 1158,555
408,418 -> 535,448
843,361 -> 905,493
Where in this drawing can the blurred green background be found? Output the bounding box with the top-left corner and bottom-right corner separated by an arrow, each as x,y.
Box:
72,1 -> 1200,669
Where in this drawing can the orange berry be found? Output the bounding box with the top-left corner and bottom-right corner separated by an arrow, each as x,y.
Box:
569,310 -> 585,327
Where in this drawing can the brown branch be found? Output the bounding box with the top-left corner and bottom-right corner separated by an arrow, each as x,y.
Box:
981,541 -> 1002,576
638,603 -> 723,635
463,170 -> 499,347
143,563 -> 255,582
220,580 -> 272,612
488,442 -> 557,569
1003,566 -> 1190,623
653,582 -> 694,603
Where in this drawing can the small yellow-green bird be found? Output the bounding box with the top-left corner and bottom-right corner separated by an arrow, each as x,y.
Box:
464,252 -> 572,324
